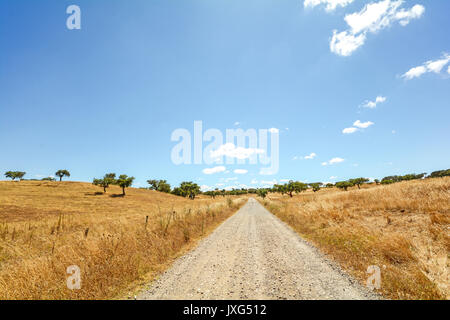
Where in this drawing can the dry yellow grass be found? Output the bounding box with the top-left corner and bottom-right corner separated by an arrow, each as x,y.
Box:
0,181 -> 246,300
261,178 -> 449,300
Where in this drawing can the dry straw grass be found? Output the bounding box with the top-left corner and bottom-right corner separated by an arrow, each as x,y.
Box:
261,178 -> 449,300
0,181 -> 245,300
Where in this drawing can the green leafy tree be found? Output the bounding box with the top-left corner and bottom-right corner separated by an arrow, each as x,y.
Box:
381,179 -> 394,185
335,181 -> 353,191
172,182 -> 200,200
325,183 -> 334,188
93,173 -> 116,193
147,179 -> 171,193
257,188 -> 268,199
5,171 -> 26,181
349,177 -> 369,189
285,180 -> 308,197
115,174 -> 135,196
374,179 -> 380,185
309,182 -> 323,192
428,169 -> 450,178
55,170 -> 70,182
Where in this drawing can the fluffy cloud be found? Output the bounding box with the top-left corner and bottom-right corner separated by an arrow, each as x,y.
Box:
353,120 -> 374,129
210,143 -> 264,160
322,157 -> 345,165
343,120 -> 374,134
402,53 -> 450,80
234,169 -> 248,174
294,152 -> 317,160
330,31 -> 366,57
342,127 -> 358,134
202,166 -> 226,175
304,0 -> 354,12
448,66 -> 450,75
331,0 -> 425,56
363,96 -> 386,108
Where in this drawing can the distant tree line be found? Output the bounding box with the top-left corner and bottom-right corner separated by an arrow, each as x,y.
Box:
3,170 -> 70,182
4,167 -> 450,199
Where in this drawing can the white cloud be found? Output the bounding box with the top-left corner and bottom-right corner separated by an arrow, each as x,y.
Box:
330,31 -> 366,57
448,66 -> 450,75
250,179 -> 258,184
294,152 -> 317,160
322,157 -> 345,165
343,127 -> 358,134
234,121 -> 240,126
329,157 -> 345,164
268,128 -> 279,134
402,53 -> 450,80
330,176 -> 338,180
353,120 -> 374,129
202,166 -> 226,175
210,143 -> 264,160
304,152 -> 317,160
331,0 -> 425,56
402,65 -> 427,79
234,169 -> 248,174
343,120 -> 374,134
304,0 -> 354,12
363,96 -> 386,108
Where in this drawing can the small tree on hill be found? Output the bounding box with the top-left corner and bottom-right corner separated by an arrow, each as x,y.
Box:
335,181 -> 353,191
55,170 -> 70,182
5,171 -> 26,181
115,174 -> 134,196
349,177 -> 369,189
93,173 -> 116,193
147,179 -> 171,193
177,181 -> 200,200
309,183 -> 322,192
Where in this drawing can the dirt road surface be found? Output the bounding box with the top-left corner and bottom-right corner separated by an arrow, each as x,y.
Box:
138,198 -> 378,300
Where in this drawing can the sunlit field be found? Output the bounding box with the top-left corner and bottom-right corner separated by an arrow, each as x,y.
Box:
261,177 -> 449,300
0,181 -> 246,299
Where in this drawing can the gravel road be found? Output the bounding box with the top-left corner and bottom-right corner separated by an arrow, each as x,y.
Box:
138,198 -> 378,300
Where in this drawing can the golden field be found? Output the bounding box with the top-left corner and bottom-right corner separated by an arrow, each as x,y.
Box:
261,177 -> 449,300
0,181 -> 246,300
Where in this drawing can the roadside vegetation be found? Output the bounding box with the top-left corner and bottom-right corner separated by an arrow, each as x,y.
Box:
259,176 -> 449,300
0,181 -> 246,299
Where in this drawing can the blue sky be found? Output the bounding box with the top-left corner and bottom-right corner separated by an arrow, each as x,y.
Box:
1,0 -> 449,190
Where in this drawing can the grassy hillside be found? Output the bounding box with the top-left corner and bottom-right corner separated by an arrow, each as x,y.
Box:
261,177 -> 450,300
0,181 -> 246,299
